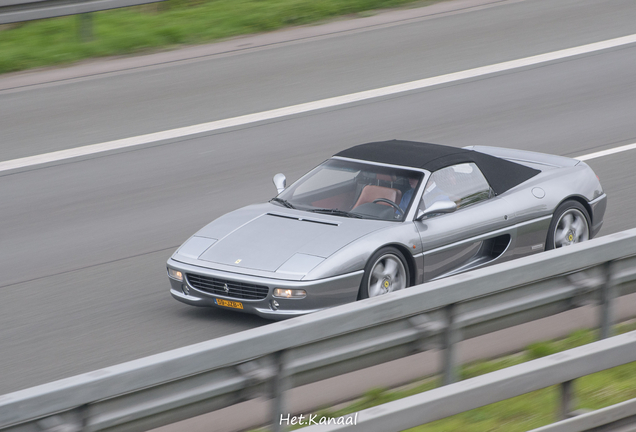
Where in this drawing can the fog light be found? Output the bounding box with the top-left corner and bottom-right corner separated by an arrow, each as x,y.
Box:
271,300 -> 279,310
182,284 -> 190,295
168,268 -> 183,281
273,288 -> 307,299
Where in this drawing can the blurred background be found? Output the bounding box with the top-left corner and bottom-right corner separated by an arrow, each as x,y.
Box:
1,0 -> 635,430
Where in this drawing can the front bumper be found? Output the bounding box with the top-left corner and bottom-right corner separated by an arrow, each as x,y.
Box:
167,258 -> 363,320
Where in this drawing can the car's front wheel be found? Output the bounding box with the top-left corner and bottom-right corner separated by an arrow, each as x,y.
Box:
359,247 -> 410,299
546,200 -> 591,250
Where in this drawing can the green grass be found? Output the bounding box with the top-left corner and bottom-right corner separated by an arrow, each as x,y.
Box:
268,321 -> 636,431
0,0 -> 440,74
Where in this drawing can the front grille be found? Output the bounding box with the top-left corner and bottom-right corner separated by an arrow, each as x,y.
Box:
186,273 -> 269,300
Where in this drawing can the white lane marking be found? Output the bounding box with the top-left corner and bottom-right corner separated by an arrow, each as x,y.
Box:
575,143 -> 636,161
2,34 -> 636,173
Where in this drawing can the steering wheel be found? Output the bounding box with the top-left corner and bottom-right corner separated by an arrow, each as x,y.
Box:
373,198 -> 404,217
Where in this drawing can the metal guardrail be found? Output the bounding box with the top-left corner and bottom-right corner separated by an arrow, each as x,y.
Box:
530,396 -> 636,432
302,330 -> 636,432
1,228 -> 636,432
0,0 -> 167,42
0,0 -> 165,24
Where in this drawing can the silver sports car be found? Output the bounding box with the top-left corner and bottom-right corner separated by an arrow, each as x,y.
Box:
167,140 -> 606,319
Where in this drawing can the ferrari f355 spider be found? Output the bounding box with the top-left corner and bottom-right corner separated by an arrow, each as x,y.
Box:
167,140 -> 606,318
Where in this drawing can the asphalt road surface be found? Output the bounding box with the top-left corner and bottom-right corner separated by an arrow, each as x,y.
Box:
1,0 -> 636,396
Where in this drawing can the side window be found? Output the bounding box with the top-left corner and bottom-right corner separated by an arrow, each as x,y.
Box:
421,163 -> 493,210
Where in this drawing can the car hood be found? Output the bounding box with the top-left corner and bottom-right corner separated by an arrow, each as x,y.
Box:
172,203 -> 391,279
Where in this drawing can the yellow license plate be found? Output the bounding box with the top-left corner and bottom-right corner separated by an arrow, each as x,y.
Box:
215,298 -> 244,309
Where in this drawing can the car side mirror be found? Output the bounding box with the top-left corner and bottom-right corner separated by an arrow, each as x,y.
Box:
416,199 -> 457,221
273,173 -> 287,194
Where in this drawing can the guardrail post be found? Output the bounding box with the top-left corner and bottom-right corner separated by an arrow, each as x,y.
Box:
558,380 -> 576,420
442,303 -> 460,385
270,350 -> 291,432
599,261 -> 616,339
77,13 -> 93,42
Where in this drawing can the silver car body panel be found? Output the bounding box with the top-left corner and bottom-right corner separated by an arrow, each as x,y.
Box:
168,146 -> 607,318
464,145 -> 581,168
172,203 -> 395,281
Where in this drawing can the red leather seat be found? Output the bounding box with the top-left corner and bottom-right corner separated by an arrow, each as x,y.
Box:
352,185 -> 402,209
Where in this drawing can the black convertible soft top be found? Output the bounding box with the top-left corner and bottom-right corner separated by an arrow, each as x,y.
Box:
335,140 -> 540,195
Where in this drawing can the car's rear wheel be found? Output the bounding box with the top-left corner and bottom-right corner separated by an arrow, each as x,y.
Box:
359,247 -> 410,299
546,200 -> 591,250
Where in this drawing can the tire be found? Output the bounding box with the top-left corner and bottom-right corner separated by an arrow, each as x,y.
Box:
546,200 -> 591,250
358,247 -> 410,300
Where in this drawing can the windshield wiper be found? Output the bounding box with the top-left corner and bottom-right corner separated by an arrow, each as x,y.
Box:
270,197 -> 296,209
309,208 -> 363,218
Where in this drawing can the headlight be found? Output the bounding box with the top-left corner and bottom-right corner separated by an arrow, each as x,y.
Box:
168,268 -> 183,281
273,288 -> 306,299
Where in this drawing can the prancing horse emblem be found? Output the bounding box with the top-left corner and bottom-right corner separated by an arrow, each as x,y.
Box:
223,283 -> 229,294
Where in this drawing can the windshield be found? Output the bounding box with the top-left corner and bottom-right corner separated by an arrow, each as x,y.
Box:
275,159 -> 424,221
